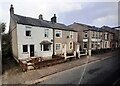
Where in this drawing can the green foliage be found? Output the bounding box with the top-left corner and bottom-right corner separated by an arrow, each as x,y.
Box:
2,33 -> 11,58
0,23 -> 6,33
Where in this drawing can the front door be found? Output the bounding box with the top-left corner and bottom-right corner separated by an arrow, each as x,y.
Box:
30,45 -> 34,57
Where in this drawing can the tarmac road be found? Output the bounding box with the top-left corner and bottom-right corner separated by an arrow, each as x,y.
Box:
38,51 -> 120,85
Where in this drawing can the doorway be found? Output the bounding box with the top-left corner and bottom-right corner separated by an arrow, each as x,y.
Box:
30,45 -> 34,57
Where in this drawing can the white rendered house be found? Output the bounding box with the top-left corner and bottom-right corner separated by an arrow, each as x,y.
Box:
9,5 -> 77,62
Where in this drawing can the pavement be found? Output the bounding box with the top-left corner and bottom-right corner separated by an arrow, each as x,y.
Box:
2,50 -> 117,84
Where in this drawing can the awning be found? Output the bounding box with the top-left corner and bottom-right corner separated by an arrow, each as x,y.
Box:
40,40 -> 52,45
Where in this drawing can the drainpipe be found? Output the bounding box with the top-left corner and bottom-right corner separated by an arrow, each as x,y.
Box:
53,29 -> 55,56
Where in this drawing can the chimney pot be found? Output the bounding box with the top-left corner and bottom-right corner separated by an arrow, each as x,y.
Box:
51,14 -> 57,23
10,4 -> 14,14
39,14 -> 43,20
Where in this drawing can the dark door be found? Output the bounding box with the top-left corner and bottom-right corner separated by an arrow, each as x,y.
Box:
30,45 -> 34,57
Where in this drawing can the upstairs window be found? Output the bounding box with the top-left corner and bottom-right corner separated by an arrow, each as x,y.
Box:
56,30 -> 62,38
99,32 -> 101,39
70,31 -> 73,38
26,30 -> 31,37
96,32 -> 98,38
100,33 -> 102,39
84,32 -> 88,38
44,29 -> 49,37
92,32 -> 95,38
105,33 -> 108,40
26,26 -> 31,37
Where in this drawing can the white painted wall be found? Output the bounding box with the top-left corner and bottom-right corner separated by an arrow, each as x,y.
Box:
17,24 -> 53,60
83,39 -> 88,42
91,38 -> 101,42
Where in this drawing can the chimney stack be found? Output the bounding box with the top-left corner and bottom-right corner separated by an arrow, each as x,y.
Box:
39,14 -> 43,20
51,14 -> 57,23
10,4 -> 14,14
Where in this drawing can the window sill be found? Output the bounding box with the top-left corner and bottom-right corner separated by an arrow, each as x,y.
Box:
25,36 -> 32,39
23,52 -> 29,54
55,49 -> 61,51
56,37 -> 62,38
44,37 -> 49,38
44,50 -> 51,51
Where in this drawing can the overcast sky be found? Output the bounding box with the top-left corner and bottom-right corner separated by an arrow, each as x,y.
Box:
0,0 -> 119,32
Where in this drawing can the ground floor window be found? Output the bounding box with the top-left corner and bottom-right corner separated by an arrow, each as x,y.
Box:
105,42 -> 107,48
83,42 -> 87,48
69,42 -> 73,49
56,43 -> 61,50
91,43 -> 94,48
41,44 -> 51,51
43,44 -> 51,51
23,45 -> 28,53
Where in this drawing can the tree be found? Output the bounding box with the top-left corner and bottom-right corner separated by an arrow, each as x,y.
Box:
0,23 -> 6,33
2,33 -> 10,58
0,23 -> 11,59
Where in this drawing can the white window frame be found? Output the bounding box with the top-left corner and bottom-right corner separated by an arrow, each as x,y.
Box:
69,31 -> 73,38
100,32 -> 102,38
84,31 -> 88,38
55,30 -> 62,38
91,42 -> 94,49
44,29 -> 49,38
96,32 -> 98,38
26,30 -> 31,37
105,32 -> 108,40
22,45 -> 28,53
83,42 -> 87,49
55,43 -> 61,51
105,41 -> 108,48
25,26 -> 32,37
92,31 -> 95,38
69,42 -> 73,50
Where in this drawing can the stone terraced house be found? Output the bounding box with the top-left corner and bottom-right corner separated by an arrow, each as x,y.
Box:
69,22 -> 117,56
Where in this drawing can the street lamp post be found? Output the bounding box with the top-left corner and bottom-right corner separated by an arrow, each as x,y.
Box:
88,31 -> 91,56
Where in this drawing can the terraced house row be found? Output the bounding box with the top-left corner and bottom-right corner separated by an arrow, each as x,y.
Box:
9,5 -> 119,69
69,23 -> 119,56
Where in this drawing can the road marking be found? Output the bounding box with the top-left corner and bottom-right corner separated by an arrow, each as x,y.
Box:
113,78 -> 120,86
78,56 -> 89,85
25,77 -> 48,84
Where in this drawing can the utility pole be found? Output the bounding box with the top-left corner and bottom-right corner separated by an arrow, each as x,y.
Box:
88,31 -> 91,56
0,24 -> 2,75
0,23 -> 3,86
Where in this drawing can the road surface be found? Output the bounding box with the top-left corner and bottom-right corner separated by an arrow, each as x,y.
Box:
37,51 -> 120,85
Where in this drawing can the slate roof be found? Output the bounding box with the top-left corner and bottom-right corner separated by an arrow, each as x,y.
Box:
100,26 -> 115,33
13,14 -> 77,32
113,26 -> 120,28
73,22 -> 103,32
